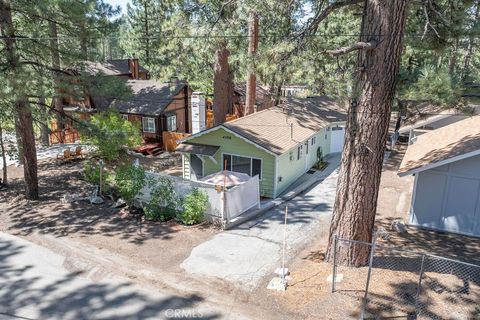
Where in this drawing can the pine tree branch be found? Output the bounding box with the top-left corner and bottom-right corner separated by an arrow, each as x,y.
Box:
325,41 -> 376,57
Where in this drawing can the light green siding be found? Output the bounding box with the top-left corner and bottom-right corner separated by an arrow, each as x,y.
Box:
275,127 -> 330,197
181,128 -> 276,198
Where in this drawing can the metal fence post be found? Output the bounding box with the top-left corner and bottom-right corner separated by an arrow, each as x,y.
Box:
414,254 -> 426,318
360,232 -> 377,320
332,234 -> 338,293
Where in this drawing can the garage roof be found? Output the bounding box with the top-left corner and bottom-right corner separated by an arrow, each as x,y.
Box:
398,117 -> 480,176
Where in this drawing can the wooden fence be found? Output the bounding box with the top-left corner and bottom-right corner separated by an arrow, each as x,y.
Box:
206,110 -> 239,129
49,129 -> 80,144
162,131 -> 191,152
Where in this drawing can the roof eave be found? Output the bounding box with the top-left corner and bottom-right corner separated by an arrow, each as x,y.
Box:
398,149 -> 480,177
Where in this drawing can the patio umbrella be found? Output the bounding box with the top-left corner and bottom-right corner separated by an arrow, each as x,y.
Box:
200,171 -> 251,187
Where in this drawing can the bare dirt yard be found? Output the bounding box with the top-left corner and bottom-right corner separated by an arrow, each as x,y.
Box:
0,155 -> 297,319
255,144 -> 480,320
0,157 -> 223,293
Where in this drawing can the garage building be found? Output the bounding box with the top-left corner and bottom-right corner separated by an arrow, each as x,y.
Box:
398,117 -> 480,237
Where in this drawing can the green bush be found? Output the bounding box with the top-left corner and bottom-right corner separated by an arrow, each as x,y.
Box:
178,188 -> 208,225
114,163 -> 146,206
80,109 -> 142,161
144,177 -> 179,221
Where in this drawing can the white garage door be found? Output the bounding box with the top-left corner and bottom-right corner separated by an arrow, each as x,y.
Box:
330,126 -> 345,153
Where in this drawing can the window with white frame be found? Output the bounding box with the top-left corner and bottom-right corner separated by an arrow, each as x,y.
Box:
311,136 -> 316,145
121,114 -> 128,121
305,140 -> 309,155
142,117 -> 156,133
166,114 -> 177,131
222,154 -> 262,180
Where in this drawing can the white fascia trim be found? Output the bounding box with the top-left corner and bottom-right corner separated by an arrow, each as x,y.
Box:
180,125 -> 279,157
398,149 -> 480,177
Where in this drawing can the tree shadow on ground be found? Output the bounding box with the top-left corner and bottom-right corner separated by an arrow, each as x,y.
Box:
1,159 -> 180,245
0,237 -> 221,320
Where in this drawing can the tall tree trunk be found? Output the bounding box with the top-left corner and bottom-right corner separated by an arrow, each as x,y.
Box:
449,38 -> 459,76
144,1 -> 150,64
49,20 -> 64,135
38,97 -> 50,147
213,42 -> 232,125
461,1 -> 479,81
14,119 -> 24,165
245,11 -> 259,116
326,0 -> 409,266
0,121 -> 7,185
17,99 -> 38,199
0,0 -> 39,199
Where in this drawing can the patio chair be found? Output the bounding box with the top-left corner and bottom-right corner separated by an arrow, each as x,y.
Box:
56,148 -> 73,163
73,146 -> 83,159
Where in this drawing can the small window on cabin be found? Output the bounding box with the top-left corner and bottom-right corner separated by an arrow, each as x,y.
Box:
142,117 -> 156,133
166,114 -> 177,131
121,114 -> 128,121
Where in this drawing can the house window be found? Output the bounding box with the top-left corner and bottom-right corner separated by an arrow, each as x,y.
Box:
121,114 -> 128,121
166,114 -> 177,132
305,141 -> 309,155
222,154 -> 262,180
142,117 -> 156,133
297,145 -> 302,160
311,136 -> 316,145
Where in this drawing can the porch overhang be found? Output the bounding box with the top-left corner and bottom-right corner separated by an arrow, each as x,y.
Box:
176,142 -> 220,157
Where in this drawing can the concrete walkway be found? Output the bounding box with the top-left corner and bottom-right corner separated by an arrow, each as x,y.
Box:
181,155 -> 341,290
0,232 -> 249,320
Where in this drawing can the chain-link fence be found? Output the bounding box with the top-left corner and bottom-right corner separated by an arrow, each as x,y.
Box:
331,235 -> 480,320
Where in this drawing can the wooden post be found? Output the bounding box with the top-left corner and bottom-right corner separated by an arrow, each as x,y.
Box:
245,11 -> 259,116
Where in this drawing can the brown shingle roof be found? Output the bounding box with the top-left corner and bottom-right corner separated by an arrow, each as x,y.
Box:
112,80 -> 186,116
398,117 -> 480,175
223,96 -> 347,155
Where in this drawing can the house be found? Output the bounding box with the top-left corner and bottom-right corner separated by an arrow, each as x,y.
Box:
176,96 -> 347,198
398,116 -> 480,237
80,58 -> 150,80
281,84 -> 309,97
111,79 -> 192,145
231,83 -> 275,117
50,59 -> 150,144
390,103 -> 473,147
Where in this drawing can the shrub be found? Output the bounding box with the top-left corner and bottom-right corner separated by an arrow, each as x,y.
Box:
178,188 -> 208,225
114,163 -> 146,206
80,109 -> 142,161
144,177 -> 179,221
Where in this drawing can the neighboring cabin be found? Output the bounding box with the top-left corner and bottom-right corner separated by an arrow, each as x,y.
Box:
111,80 -> 192,144
390,103 -> 473,147
176,96 -> 347,198
398,117 -> 480,237
231,83 -> 274,117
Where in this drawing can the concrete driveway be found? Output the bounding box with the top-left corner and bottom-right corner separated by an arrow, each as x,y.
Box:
181,155 -> 340,290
